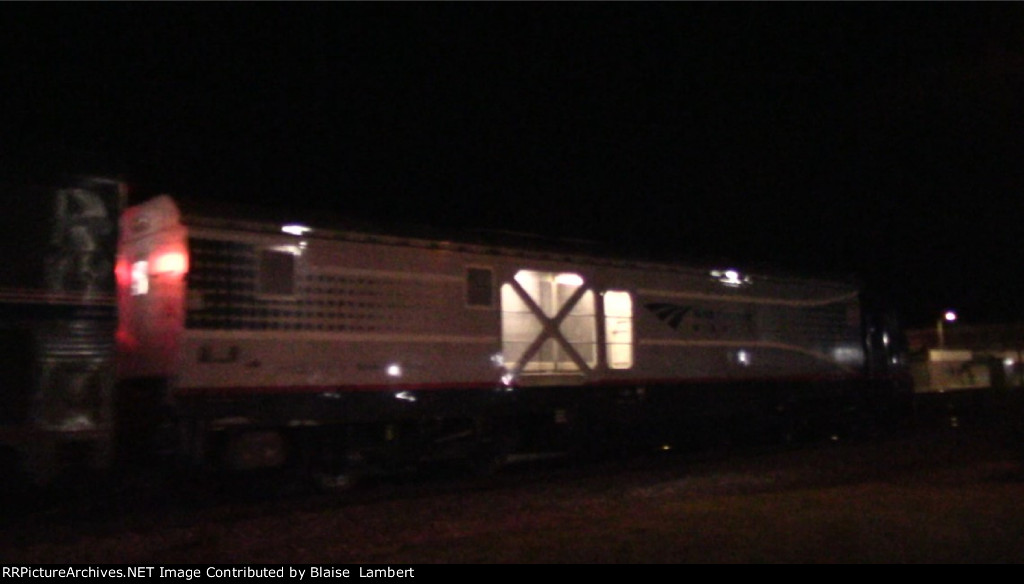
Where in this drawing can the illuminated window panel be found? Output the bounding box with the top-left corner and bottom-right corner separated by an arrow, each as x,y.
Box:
501,270 -> 596,373
604,290 -> 634,369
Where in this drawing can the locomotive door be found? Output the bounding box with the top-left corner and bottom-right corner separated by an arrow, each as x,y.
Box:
500,270 -> 597,376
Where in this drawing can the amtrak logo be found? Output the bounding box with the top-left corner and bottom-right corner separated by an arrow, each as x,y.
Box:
646,302 -> 696,330
645,302 -> 754,334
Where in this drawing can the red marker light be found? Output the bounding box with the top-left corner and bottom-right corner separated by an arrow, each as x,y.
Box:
115,258 -> 131,287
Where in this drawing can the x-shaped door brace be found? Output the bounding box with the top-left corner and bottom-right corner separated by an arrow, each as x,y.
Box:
506,277 -> 592,376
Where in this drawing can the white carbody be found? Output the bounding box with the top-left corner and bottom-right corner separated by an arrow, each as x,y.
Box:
117,196 -> 866,397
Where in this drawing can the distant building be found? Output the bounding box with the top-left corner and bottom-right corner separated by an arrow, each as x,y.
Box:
906,323 -> 1024,392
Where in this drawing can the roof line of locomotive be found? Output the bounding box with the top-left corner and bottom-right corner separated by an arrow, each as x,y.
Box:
159,193 -> 863,292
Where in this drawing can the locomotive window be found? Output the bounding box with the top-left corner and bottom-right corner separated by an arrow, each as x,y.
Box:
466,267 -> 494,307
604,290 -> 634,369
258,249 -> 296,296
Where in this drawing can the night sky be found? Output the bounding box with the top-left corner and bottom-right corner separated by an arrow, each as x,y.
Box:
3,4 -> 1024,329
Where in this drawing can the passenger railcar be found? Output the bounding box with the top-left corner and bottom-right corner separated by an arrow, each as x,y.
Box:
0,175 -> 123,483
113,194 -> 911,482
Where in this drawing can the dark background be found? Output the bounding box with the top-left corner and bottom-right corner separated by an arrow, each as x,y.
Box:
3,4 -> 1023,328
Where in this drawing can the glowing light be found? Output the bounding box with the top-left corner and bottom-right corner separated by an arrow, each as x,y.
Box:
736,349 -> 751,366
554,273 -> 584,287
386,364 -> 402,378
130,261 -> 149,296
832,346 -> 865,364
944,310 -> 957,322
115,259 -> 131,288
604,290 -> 634,369
395,391 -> 416,402
282,224 -> 312,236
604,290 -> 633,317
513,270 -> 535,286
515,270 -> 586,288
490,353 -> 505,367
270,244 -> 303,256
1005,358 -> 1015,367
711,269 -> 751,287
151,251 -> 188,275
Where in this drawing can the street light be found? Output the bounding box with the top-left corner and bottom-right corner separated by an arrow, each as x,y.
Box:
937,310 -> 957,348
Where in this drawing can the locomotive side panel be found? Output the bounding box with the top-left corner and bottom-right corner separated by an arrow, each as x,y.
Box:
116,203 -> 516,474
629,274 -> 864,383
487,261 -> 864,387
177,228 -> 503,394
114,195 -> 906,475
484,261 -> 874,452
